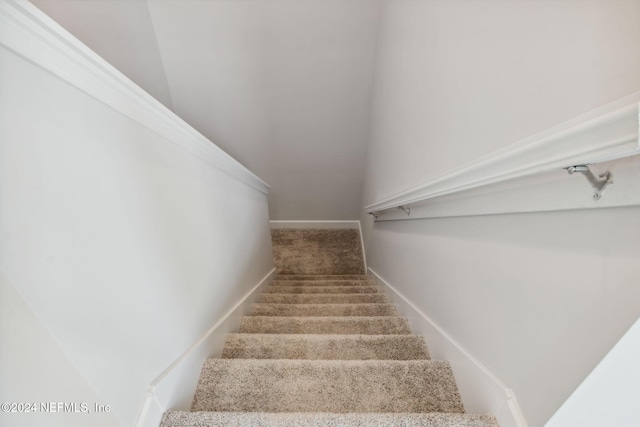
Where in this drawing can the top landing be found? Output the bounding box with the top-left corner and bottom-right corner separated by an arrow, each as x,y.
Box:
271,229 -> 365,276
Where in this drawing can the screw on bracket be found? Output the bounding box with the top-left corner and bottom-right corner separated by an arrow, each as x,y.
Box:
567,165 -> 613,200
398,206 -> 411,216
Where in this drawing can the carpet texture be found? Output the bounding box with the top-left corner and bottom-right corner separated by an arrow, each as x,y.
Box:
251,303 -> 397,317
270,279 -> 374,286
161,411 -> 499,427
239,316 -> 412,335
266,285 -> 378,294
275,274 -> 369,280
271,229 -> 365,275
259,293 -> 389,304
161,228 -> 499,427
192,359 -> 464,413
221,334 -> 430,360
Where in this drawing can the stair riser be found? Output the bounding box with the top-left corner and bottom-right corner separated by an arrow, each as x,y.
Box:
266,286 -> 378,294
276,275 -> 369,281
250,303 -> 397,317
239,316 -> 411,335
271,280 -> 374,286
222,334 -> 430,360
259,294 -> 388,304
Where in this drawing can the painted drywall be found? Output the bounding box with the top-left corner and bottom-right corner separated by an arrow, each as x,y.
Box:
363,0 -> 640,203
360,1 -> 640,425
0,270 -> 121,427
30,0 -> 381,220
30,0 -> 174,110
546,315 -> 640,427
142,268 -> 275,427
0,43 -> 273,426
363,209 -> 640,426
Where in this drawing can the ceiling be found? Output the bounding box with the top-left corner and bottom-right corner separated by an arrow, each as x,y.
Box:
30,0 -> 381,220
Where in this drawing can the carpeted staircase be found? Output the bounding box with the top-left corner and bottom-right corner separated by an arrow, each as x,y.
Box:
161,229 -> 498,426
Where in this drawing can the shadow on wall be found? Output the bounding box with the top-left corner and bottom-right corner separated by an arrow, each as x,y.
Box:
373,206 -> 640,256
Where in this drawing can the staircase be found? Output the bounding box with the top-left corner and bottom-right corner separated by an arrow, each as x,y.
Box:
161,229 -> 498,426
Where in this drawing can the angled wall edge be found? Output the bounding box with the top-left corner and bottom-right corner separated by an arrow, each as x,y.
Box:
0,0 -> 270,195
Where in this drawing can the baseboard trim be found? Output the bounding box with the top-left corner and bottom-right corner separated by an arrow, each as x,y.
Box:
269,220 -> 360,229
368,268 -> 528,427
135,268 -> 276,427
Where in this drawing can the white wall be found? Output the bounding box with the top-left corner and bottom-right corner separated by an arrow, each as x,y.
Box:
363,0 -> 640,204
361,1 -> 640,425
546,315 -> 640,427
364,209 -> 640,426
0,12 -> 274,426
30,0 -> 175,110
31,0 -> 381,220
0,270 -> 121,427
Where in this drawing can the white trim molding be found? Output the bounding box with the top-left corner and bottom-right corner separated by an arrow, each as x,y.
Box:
135,268 -> 276,427
357,221 -> 367,272
0,0 -> 270,195
368,268 -> 528,427
366,92 -> 640,218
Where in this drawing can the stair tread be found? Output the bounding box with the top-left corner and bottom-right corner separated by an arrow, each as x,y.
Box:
239,316 -> 412,334
251,303 -> 397,317
260,294 -> 388,304
271,279 -> 374,286
162,411 -> 499,427
276,274 -> 369,280
168,229 -> 497,425
266,286 -> 378,294
192,359 -> 464,413
222,333 -> 430,360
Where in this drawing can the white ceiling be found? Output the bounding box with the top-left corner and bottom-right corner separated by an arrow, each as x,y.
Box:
31,0 -> 381,220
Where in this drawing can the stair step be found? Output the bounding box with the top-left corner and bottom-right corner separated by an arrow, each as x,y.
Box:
251,303 -> 397,317
266,286 -> 377,294
271,279 -> 373,286
239,316 -> 411,334
276,274 -> 369,281
162,411 -> 499,427
272,229 -> 365,276
259,293 -> 388,304
222,334 -> 430,360
192,359 -> 463,413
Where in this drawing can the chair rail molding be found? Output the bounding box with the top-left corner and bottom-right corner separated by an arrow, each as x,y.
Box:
366,92 -> 640,220
0,0 -> 270,195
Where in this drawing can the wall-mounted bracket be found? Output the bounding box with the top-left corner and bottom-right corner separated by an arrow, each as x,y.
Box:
566,165 -> 613,200
369,212 -> 378,219
398,206 -> 411,216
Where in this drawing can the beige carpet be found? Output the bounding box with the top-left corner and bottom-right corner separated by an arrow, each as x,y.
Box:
259,293 -> 388,304
221,334 -> 430,360
271,229 -> 365,275
162,411 -> 499,427
250,303 -> 398,317
239,316 -> 412,335
161,228 -> 499,427
191,359 -> 463,413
